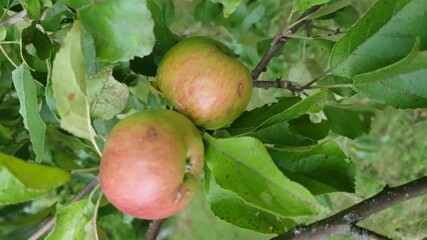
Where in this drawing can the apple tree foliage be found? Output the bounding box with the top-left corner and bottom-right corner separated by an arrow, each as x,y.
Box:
0,0 -> 426,239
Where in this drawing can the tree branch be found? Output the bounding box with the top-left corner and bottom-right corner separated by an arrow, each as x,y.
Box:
145,218 -> 167,240
271,176 -> 427,240
28,176 -> 100,240
0,10 -> 27,27
251,5 -> 322,80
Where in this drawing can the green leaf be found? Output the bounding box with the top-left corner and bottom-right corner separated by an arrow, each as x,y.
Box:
52,21 -> 97,142
294,0 -> 330,12
205,167 -> 297,234
353,43 -> 427,109
78,0 -> 155,62
46,199 -> 95,240
42,2 -> 75,32
147,0 -> 176,51
330,0 -> 427,78
251,122 -> 316,147
204,134 -> 324,217
323,104 -> 374,139
317,74 -> 356,97
211,0 -> 243,17
288,115 -> 330,141
308,0 -> 351,19
0,152 -> 70,205
21,22 -> 56,70
0,204 -> 56,226
12,64 -> 46,163
268,141 -> 356,195
229,92 -> 327,135
87,67 -> 129,120
20,0 -> 43,20
0,27 -> 6,40
396,218 -> 427,240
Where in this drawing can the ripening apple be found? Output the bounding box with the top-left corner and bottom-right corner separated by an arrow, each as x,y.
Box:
157,36 -> 253,130
99,110 -> 204,220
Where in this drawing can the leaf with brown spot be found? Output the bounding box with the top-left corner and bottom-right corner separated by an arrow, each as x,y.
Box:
52,21 -> 97,142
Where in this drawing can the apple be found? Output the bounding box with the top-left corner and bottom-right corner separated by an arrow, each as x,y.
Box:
99,110 -> 204,220
157,36 -> 253,130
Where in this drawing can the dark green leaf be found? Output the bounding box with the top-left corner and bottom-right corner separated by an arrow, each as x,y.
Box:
20,22 -> 56,70
323,104 -> 374,139
78,0 -> 155,62
12,64 -> 46,163
204,134 -> 324,217
268,141 -> 356,195
288,115 -> 330,141
229,92 -> 327,135
147,0 -> 176,51
195,0 -> 222,24
87,66 -> 129,120
0,152 -> 70,205
205,167 -> 297,234
0,204 -> 56,226
353,43 -> 427,109
330,0 -> 427,78
251,122 -> 317,147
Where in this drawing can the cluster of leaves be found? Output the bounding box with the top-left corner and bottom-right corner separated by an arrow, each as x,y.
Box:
0,0 -> 426,239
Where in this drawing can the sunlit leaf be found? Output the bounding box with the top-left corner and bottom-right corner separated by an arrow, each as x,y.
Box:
204,134 -> 325,217
354,41 -> 427,109
78,0 -> 155,62
229,92 -> 327,135
205,167 -> 297,234
45,199 -> 95,240
12,64 -> 46,163
0,153 -> 70,205
52,21 -> 96,142
330,0 -> 427,78
87,67 -> 129,120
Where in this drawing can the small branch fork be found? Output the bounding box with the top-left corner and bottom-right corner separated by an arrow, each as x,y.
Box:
271,176 -> 427,240
251,5 -> 322,81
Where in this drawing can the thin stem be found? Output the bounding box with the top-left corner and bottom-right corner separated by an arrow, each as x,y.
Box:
251,5 -> 322,80
0,10 -> 27,27
145,219 -> 167,240
93,191 -> 104,240
0,45 -> 18,68
0,41 -> 20,44
306,83 -> 354,89
71,167 -> 100,174
28,177 -> 100,240
271,176 -> 427,240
